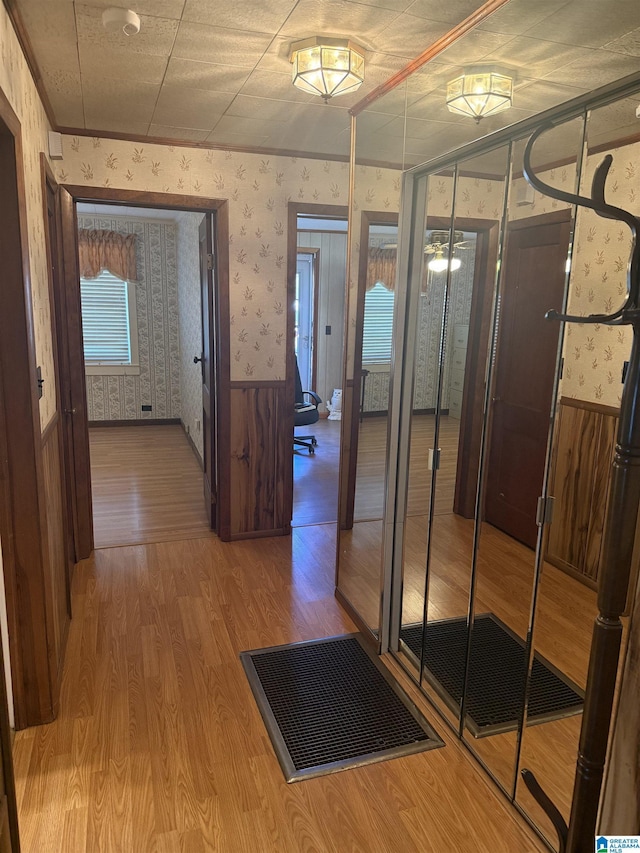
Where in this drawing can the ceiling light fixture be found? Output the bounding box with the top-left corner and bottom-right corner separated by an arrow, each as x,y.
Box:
290,37 -> 365,102
428,250 -> 462,273
446,69 -> 513,123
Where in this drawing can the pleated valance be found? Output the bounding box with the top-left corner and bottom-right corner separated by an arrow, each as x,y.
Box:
78,229 -> 139,282
367,247 -> 397,291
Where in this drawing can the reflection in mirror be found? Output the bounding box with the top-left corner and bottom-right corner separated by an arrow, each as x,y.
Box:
515,102 -> 639,844
337,214 -> 400,632
463,125 -> 584,794
336,81 -> 407,637
417,150 -> 512,739
395,170 -> 454,702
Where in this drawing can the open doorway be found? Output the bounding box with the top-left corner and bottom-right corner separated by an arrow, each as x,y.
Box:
291,212 -> 347,527
73,202 -> 215,548
51,187 -> 231,554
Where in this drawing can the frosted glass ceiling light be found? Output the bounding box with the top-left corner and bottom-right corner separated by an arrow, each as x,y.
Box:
446,70 -> 513,122
290,37 -> 365,102
428,250 -> 462,273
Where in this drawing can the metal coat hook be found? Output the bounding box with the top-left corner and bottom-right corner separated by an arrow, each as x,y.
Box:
520,122 -> 640,853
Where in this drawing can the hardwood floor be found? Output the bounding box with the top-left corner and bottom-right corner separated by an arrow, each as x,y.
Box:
90,422 -> 342,544
293,419 -> 341,526
89,425 -> 214,549
13,528 -> 544,852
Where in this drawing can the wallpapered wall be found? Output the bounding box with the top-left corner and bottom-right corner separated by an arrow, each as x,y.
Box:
0,4 -> 55,429
79,214 -> 181,421
56,136 -> 358,383
174,210 -> 205,459
560,146 -> 639,408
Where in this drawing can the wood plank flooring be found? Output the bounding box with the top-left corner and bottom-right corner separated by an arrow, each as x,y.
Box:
89,425 -> 214,549
293,419 -> 341,526
13,528 -> 544,852
90,422 -> 343,545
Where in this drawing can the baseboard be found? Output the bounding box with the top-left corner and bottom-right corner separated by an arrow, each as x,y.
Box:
228,526 -> 291,541
88,418 -> 181,427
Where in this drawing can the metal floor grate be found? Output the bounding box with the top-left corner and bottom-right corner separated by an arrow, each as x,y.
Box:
241,634 -> 444,782
400,613 -> 584,737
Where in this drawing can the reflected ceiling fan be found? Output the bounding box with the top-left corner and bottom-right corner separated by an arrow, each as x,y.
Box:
382,230 -> 473,271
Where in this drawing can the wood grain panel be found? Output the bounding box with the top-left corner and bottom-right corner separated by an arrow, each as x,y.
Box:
600,567 -> 640,833
229,385 -> 290,538
41,415 -> 71,697
584,411 -> 617,580
547,403 -> 599,575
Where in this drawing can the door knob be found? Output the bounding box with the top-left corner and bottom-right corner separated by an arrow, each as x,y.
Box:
193,355 -> 203,364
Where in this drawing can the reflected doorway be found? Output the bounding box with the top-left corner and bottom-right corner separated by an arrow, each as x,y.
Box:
292,211 -> 347,527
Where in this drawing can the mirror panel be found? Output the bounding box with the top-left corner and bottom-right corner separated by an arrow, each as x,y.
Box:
336,82 -> 407,637
515,102 -> 637,842
395,168 -> 454,706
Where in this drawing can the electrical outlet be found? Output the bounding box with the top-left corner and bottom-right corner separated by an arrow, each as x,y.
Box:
195,419 -> 201,432
142,404 -> 152,412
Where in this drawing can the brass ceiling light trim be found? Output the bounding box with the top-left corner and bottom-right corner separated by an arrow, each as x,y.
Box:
446,69 -> 513,122
290,37 -> 365,102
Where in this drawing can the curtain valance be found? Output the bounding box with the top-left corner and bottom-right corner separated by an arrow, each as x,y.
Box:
367,247 -> 397,291
78,229 -> 139,282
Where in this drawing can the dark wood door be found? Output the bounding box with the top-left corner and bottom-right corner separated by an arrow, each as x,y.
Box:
199,215 -> 217,530
485,213 -> 571,548
44,174 -> 75,607
58,187 -> 94,559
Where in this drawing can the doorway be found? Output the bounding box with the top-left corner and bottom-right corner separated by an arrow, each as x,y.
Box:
53,186 -> 232,553
295,251 -> 317,392
291,209 -> 348,527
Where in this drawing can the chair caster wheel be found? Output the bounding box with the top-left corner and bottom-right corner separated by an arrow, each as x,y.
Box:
311,438 -> 318,446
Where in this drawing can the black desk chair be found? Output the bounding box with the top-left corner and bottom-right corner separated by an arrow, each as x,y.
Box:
294,358 -> 322,454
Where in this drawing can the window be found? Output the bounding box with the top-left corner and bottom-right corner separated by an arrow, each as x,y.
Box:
80,270 -> 139,374
362,281 -> 395,364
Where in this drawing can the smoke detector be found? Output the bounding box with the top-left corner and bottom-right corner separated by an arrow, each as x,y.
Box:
101,7 -> 141,36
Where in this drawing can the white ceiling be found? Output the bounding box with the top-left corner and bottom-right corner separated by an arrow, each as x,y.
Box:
12,0 -> 640,163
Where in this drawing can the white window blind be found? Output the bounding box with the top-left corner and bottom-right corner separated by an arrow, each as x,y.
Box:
362,281 -> 395,364
80,271 -> 133,365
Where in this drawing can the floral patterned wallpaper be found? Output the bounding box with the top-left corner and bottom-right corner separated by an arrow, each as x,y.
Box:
560,145 -> 640,408
174,210 -> 205,460
56,136 -> 353,383
78,214 -> 181,421
0,4 -> 55,429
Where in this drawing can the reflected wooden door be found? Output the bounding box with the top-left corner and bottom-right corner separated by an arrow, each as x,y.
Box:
485,212 -> 570,548
199,215 -> 217,530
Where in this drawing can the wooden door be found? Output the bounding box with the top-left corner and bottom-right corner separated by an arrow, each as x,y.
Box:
44,171 -> 75,607
199,215 -> 217,530
58,187 -> 94,559
485,213 -> 571,548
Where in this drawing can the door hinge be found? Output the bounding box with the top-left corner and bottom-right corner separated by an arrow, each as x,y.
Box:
207,253 -> 213,270
536,495 -> 555,526
428,448 -> 441,471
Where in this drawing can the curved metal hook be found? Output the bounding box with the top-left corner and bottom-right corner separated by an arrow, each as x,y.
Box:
523,121 -> 640,317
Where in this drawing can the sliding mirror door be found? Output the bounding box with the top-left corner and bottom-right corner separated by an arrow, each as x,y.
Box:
514,99 -> 640,844
336,83 -> 407,640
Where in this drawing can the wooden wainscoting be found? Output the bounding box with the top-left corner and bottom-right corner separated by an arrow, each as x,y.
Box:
228,382 -> 292,539
547,397 -> 620,588
40,413 -> 71,702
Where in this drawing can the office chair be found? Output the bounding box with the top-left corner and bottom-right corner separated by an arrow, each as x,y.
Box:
294,357 -> 322,454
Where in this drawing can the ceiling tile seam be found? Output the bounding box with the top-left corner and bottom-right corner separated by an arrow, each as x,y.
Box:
71,0 -> 87,129
146,1 -> 188,136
